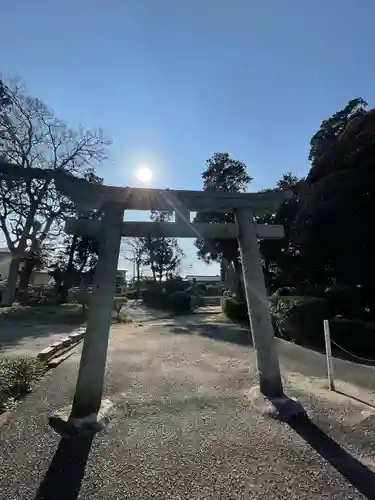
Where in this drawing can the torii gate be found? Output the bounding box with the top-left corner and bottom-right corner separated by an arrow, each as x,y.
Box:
0,164 -> 303,434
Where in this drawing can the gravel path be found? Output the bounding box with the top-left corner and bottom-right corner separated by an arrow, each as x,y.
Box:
1,318 -> 375,498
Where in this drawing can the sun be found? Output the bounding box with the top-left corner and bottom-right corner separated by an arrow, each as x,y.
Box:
135,166 -> 153,183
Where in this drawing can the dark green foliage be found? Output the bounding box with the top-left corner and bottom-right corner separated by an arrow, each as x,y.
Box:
294,284 -> 325,298
296,99 -> 375,290
222,296 -> 248,323
270,297 -> 330,346
139,211 -> 184,282
0,304 -> 87,324
194,152 -> 252,297
258,173 -> 305,292
169,291 -> 192,314
141,288 -> 169,309
324,285 -> 363,319
272,287 -> 298,297
205,284 -> 221,296
185,287 -> 204,307
328,319 -> 375,358
260,97 -> 375,334
196,283 -> 208,294
164,276 -> 187,294
308,97 -> 368,178
143,287 -> 192,314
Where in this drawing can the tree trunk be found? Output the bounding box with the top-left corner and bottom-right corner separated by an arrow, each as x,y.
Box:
18,256 -> 35,290
1,256 -> 21,306
222,259 -> 237,294
135,261 -> 141,297
262,258 -> 272,294
17,214 -> 56,294
55,236 -> 78,303
18,256 -> 36,305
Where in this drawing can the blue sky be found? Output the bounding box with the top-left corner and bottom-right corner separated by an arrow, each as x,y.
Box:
2,0 -> 375,276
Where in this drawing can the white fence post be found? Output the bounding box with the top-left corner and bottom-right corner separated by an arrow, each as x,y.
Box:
323,319 -> 335,391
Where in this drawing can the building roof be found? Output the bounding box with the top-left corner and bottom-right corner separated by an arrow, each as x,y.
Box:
185,275 -> 221,282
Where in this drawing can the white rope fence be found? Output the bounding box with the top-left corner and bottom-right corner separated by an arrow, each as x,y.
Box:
323,319 -> 375,391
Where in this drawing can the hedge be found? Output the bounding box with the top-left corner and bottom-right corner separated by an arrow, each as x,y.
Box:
270,297 -> 330,346
222,296 -> 248,323
169,291 -> 192,314
328,318 -> 375,358
142,288 -> 194,314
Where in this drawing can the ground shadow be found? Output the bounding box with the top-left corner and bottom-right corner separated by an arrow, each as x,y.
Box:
0,322 -> 83,352
335,389 -> 375,410
171,322 -> 253,347
34,436 -> 93,500
275,401 -> 375,499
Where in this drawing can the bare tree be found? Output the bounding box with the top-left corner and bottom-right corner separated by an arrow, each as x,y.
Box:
0,76 -> 110,305
121,237 -> 146,294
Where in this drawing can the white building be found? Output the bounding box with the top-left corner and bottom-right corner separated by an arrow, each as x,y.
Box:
0,247 -> 51,286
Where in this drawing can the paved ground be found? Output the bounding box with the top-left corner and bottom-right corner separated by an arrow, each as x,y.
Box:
1,315 -> 375,499
0,323 -> 85,357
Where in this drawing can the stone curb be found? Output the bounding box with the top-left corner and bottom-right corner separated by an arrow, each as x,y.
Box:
0,408 -> 15,431
47,349 -> 77,369
0,328 -> 86,431
37,327 -> 86,363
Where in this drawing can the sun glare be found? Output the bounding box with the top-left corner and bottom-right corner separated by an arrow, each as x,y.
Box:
135,166 -> 153,183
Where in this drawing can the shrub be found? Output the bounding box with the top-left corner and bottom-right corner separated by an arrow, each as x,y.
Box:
0,304 -> 87,325
196,283 -> 208,295
142,288 -> 169,309
206,284 -> 220,296
0,357 -> 45,412
169,291 -> 192,314
222,296 -> 248,323
295,284 -> 325,298
272,287 -> 298,297
328,318 -> 375,358
112,296 -> 129,321
324,284 -> 363,319
164,277 -> 187,294
17,285 -> 58,306
113,296 -> 128,309
116,310 -> 132,323
71,288 -> 91,310
184,287 -> 204,307
270,297 -> 330,346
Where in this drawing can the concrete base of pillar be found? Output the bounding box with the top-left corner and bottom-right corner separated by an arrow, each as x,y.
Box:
49,399 -> 114,438
247,386 -> 307,422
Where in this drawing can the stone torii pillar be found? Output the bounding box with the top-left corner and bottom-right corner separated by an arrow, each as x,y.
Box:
50,202 -> 125,435
235,208 -> 305,418
235,208 -> 283,398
